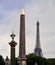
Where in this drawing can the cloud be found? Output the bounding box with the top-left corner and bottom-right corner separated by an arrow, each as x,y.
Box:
0,5 -> 20,58
25,0 -> 55,58
0,0 -> 31,10
0,0 -> 55,58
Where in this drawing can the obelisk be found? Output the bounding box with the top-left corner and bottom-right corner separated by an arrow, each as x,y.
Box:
9,31 -> 17,65
19,9 -> 26,65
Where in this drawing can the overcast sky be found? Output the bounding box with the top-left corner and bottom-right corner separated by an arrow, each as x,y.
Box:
0,0 -> 55,59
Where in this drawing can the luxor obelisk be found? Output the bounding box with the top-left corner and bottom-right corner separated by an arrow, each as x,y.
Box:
19,9 -> 26,65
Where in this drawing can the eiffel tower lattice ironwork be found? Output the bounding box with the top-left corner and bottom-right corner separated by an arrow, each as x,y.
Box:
34,20 -> 43,57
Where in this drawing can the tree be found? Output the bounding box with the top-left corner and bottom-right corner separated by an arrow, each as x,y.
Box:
26,53 -> 48,65
0,55 -> 5,65
17,53 -> 55,65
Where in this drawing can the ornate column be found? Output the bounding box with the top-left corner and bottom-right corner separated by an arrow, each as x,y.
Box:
9,31 -> 17,65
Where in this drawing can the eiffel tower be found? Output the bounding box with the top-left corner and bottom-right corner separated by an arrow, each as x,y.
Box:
34,20 -> 43,57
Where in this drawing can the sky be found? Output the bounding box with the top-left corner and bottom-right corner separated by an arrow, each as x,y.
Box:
0,0 -> 55,59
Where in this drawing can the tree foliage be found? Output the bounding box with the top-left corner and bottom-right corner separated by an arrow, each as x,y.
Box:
26,53 -> 46,65
26,53 -> 55,65
17,53 -> 55,65
0,55 -> 5,65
